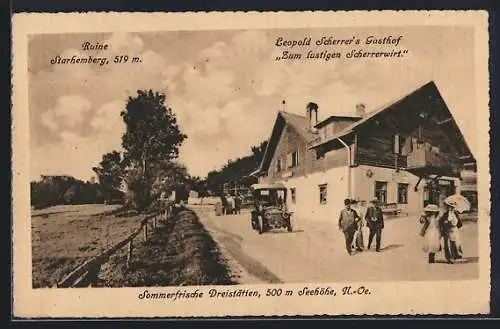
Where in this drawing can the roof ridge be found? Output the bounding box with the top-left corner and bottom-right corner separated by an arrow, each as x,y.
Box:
279,110 -> 306,118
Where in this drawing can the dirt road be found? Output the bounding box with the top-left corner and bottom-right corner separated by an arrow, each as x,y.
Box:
193,205 -> 479,284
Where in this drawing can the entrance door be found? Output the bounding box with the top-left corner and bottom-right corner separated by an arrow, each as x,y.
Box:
424,179 -> 455,208
424,180 -> 439,207
438,180 -> 455,208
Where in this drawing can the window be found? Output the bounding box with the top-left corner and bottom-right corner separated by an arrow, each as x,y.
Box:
288,150 -> 300,168
290,188 -> 296,204
374,181 -> 387,204
275,158 -> 282,173
319,184 -> 327,205
397,183 -> 408,204
401,136 -> 413,155
292,151 -> 299,167
393,134 -> 408,154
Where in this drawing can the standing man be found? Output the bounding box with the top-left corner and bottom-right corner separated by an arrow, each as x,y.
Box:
338,198 -> 361,255
365,199 -> 385,252
234,193 -> 242,214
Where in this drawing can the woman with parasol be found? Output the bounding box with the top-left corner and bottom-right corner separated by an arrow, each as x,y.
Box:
439,195 -> 468,262
419,204 -> 442,264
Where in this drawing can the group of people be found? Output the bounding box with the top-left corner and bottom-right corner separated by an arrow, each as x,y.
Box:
220,194 -> 242,215
337,197 -> 465,264
338,198 -> 384,255
420,201 -> 464,264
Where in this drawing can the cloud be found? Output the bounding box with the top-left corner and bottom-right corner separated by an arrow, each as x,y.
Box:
104,32 -> 144,54
90,100 -> 126,135
40,95 -> 92,132
32,100 -> 126,182
29,28 -> 478,181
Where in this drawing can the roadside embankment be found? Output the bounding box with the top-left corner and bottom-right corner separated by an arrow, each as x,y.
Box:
97,208 -> 236,287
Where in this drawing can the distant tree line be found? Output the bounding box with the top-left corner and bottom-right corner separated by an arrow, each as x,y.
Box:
203,140 -> 268,196
30,175 -> 105,210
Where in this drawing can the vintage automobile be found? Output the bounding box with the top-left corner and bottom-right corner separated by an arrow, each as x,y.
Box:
250,183 -> 293,234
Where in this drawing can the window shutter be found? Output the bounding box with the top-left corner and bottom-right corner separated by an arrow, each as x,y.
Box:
287,153 -> 293,168
393,134 -> 400,154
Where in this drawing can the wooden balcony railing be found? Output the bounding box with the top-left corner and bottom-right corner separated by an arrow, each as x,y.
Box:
406,148 -> 451,169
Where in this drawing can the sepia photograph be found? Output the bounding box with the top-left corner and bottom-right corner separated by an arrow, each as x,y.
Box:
12,11 -> 491,317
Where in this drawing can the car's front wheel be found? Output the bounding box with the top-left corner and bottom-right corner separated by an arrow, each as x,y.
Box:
257,215 -> 264,234
286,217 -> 293,232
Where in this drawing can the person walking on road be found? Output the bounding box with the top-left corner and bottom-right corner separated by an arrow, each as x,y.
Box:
439,201 -> 463,263
338,198 -> 361,255
234,194 -> 242,214
220,195 -> 228,215
226,195 -> 235,215
365,199 -> 384,252
419,204 -> 442,264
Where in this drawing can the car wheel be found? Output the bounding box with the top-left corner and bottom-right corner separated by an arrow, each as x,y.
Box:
251,217 -> 256,230
286,218 -> 293,232
257,215 -> 264,234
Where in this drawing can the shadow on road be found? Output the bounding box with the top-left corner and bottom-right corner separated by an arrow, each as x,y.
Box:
269,229 -> 305,234
433,256 -> 479,265
379,244 -> 404,252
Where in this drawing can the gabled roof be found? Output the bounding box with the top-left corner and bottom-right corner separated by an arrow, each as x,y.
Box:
308,81 -> 475,161
279,111 -> 319,142
250,111 -> 318,176
252,80 -> 475,177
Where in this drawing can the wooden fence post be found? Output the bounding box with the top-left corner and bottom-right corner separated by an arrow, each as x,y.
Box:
143,223 -> 148,242
88,263 -> 101,287
126,239 -> 133,269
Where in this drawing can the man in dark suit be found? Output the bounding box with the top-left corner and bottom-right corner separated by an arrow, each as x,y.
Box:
234,194 -> 242,214
365,199 -> 384,252
338,198 -> 361,255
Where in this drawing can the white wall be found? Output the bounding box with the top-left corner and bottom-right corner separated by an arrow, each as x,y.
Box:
352,165 -> 424,214
277,166 -> 349,221
187,196 -> 220,205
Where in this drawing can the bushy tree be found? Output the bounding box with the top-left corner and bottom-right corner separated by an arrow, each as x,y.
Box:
92,151 -> 124,203
120,90 -> 187,210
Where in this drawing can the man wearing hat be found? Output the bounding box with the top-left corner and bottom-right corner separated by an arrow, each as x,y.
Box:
365,199 -> 385,252
338,198 -> 361,255
439,200 -> 463,263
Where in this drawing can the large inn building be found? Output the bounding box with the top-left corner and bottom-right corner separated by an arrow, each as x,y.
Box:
251,81 -> 477,220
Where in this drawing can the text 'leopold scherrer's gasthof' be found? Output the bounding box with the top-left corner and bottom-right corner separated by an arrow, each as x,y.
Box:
275,35 -> 403,48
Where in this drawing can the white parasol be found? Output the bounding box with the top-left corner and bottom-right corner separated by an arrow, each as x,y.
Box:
443,194 -> 471,213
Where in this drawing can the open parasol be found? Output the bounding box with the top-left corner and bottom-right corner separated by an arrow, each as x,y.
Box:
443,194 -> 471,213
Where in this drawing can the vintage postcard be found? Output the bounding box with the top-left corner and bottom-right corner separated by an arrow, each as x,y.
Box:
11,11 -> 491,317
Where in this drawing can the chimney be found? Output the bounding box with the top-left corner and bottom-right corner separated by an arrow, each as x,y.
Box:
355,103 -> 366,117
306,102 -> 319,131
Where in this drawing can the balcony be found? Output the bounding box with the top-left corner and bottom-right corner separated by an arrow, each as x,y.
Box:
406,148 -> 460,177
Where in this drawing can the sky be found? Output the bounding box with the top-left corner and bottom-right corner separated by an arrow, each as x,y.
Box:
28,26 -> 477,182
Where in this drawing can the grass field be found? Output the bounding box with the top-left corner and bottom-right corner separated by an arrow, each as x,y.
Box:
31,204 -> 145,288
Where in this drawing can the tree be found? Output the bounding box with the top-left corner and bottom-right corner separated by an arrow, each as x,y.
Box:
92,151 -> 124,203
120,90 -> 187,209
201,140 -> 267,196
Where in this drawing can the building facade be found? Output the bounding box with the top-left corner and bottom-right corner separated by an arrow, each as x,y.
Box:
252,81 -> 476,220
